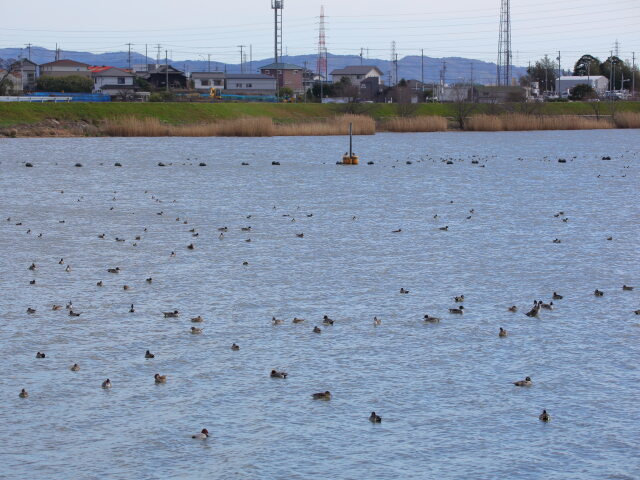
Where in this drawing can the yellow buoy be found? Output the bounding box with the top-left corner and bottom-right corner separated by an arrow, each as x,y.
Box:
341,123 -> 360,165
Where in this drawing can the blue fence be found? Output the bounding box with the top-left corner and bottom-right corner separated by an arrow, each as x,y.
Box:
32,92 -> 111,102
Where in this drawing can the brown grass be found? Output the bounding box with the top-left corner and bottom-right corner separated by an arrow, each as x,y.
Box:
465,114 -> 613,131
100,115 -> 374,137
379,116 -> 448,132
613,112 -> 640,129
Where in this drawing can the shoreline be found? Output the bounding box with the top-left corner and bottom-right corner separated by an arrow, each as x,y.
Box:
1,103 -> 639,137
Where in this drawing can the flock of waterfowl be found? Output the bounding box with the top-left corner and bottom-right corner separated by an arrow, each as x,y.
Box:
4,148 -> 638,452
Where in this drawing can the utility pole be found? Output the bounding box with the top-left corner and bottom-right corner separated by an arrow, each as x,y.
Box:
156,44 -> 161,70
26,43 -> 32,60
557,51 -> 561,95
238,45 -> 246,73
127,43 -> 132,70
208,54 -> 211,73
145,44 -> 148,72
421,49 -> 424,91
250,45 -> 253,73
632,52 -> 636,98
394,54 -> 398,87
360,48 -> 364,65
165,50 -> 169,92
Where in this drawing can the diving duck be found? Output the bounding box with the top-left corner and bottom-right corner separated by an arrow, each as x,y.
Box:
514,376 -> 533,387
369,412 -> 382,423
270,370 -> 287,379
312,391 -> 332,400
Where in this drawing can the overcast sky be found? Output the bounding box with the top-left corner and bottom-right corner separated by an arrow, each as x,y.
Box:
2,0 -> 638,65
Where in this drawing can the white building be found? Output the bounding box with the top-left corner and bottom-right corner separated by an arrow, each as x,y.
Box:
40,59 -> 91,78
330,66 -> 384,86
191,72 -> 225,93
224,74 -> 277,95
556,76 -> 609,96
90,67 -> 135,95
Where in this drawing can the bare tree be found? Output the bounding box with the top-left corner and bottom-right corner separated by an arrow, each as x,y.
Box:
0,58 -> 18,95
451,85 -> 475,130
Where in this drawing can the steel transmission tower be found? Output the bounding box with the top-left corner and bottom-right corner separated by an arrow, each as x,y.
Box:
497,0 -> 512,86
317,6 -> 327,82
272,0 -> 284,64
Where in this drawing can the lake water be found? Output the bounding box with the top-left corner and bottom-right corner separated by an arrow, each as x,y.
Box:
0,130 -> 639,480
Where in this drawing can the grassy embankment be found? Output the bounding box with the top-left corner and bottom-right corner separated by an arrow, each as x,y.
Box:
0,102 -> 639,136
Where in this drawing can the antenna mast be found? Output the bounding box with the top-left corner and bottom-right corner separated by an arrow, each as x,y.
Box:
497,0 -> 512,85
317,6 -> 327,83
272,0 -> 284,64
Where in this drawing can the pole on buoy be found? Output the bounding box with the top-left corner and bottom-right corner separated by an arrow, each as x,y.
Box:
349,122 -> 353,158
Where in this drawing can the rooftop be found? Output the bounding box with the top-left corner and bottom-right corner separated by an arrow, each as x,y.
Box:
260,63 -> 304,70
225,73 -> 276,80
40,59 -> 90,68
330,66 -> 383,76
89,66 -> 134,76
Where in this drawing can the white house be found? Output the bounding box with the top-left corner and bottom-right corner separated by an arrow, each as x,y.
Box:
224,74 -> 277,95
191,72 -> 225,93
90,67 -> 135,95
39,59 -> 91,78
330,66 -> 384,86
556,76 -> 609,96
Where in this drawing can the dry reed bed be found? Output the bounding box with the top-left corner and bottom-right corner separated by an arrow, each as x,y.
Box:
379,116 -> 448,132
613,112 -> 640,129
100,115 -> 374,137
465,114 -> 613,131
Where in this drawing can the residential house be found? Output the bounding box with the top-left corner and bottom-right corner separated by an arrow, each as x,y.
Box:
191,72 -> 225,93
259,63 -> 305,94
89,67 -> 136,96
139,64 -> 187,90
555,75 -> 608,96
330,66 -> 384,86
224,74 -> 277,95
359,76 -> 381,101
39,59 -> 91,78
10,59 -> 38,91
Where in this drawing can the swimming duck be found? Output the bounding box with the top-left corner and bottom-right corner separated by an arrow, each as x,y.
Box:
369,412 -> 382,423
107,267 -> 120,274
454,295 -> 465,303
123,285 -> 131,291
154,373 -> 167,384
218,227 -> 228,232
145,350 -> 155,359
97,281 -> 103,287
539,410 -> 551,422
499,327 -> 508,337
514,376 -> 533,387
540,302 -> 554,310
242,261 -> 249,266
170,251 -> 176,257
102,379 -> 112,389
296,233 -> 304,238
163,310 -> 179,318
190,327 -> 203,334
29,280 -> 36,285
552,292 -> 563,300
218,233 -> 224,240
594,289 -> 604,297
19,389 -> 29,398
98,234 -> 105,239
187,243 -> 195,250
272,316 -> 283,325
423,315 -> 440,323
525,302 -> 540,317
70,363 -> 80,371
146,277 -> 153,283
59,258 -> 64,265
322,315 -> 334,325
28,263 -> 36,271
400,288 -> 410,294
271,370 -> 287,379
634,310 -> 640,315
313,326 -> 322,334
192,429 -> 209,440
52,305 -> 62,311
129,304 -> 135,313
36,352 -> 46,358
623,285 -> 634,291
449,306 -> 464,314
312,391 -> 331,400
68,310 -> 81,317
292,317 -> 305,324
392,229 -> 402,233
241,227 -> 251,232
65,265 -> 72,272
191,316 -> 204,323
508,306 -> 518,312
231,343 -> 240,351
439,226 -> 449,231
373,317 -> 382,326
27,307 -> 36,314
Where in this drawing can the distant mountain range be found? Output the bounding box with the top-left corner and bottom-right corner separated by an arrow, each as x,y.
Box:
0,46 -> 527,85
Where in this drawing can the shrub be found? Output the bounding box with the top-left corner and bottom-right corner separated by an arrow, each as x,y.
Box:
36,75 -> 93,93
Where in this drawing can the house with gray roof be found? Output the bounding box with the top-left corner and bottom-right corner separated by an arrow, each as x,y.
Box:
330,66 -> 384,86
